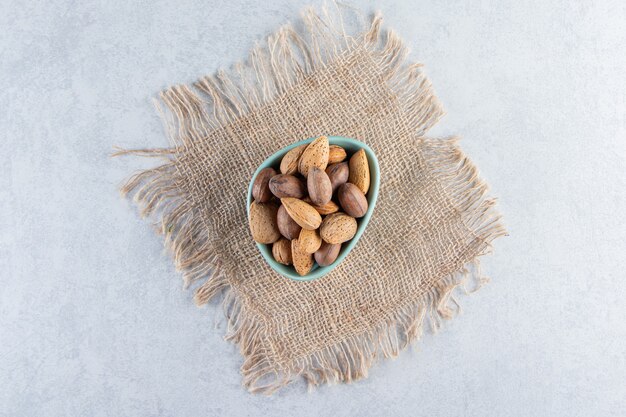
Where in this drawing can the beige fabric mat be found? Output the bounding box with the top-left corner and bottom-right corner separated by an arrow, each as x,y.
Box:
117,6 -> 506,394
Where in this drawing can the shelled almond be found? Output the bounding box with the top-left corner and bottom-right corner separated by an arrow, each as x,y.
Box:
272,238 -> 293,265
248,136 -> 372,277
348,149 -> 370,194
328,145 -> 347,164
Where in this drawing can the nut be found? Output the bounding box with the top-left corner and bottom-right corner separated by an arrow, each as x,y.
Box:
298,136 -> 329,177
314,242 -> 341,266
325,162 -> 349,193
348,148 -> 370,194
319,212 -> 357,244
312,200 -> 340,215
303,197 -> 340,215
328,145 -> 347,164
280,144 -> 307,175
292,238 -> 314,276
272,238 -> 293,265
252,167 -> 276,203
307,167 -> 332,206
338,183 -> 368,218
248,201 -> 281,244
277,204 -> 301,240
281,197 -> 322,230
250,140 -> 374,276
299,228 -> 322,254
269,174 -> 306,199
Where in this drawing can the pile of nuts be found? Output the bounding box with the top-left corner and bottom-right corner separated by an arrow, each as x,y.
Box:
248,136 -> 371,276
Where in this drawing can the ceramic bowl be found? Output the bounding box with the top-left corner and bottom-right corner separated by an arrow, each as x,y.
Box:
247,136 -> 379,281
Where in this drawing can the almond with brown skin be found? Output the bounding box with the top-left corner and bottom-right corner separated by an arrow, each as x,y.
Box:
281,198 -> 322,230
276,204 -> 301,240
325,162 -> 349,193
303,197 -> 340,215
280,144 -> 307,175
252,167 -> 276,203
299,228 -> 322,254
312,200 -> 340,215
272,238 -> 293,265
328,145 -> 347,164
269,174 -> 306,199
298,136 -> 329,177
292,238 -> 314,276
314,242 -> 341,266
248,201 -> 281,244
338,183 -> 368,218
348,148 -> 370,194
319,212 -> 357,244
307,167 -> 332,206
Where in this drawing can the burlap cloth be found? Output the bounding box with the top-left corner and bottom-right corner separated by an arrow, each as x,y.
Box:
118,7 -> 505,393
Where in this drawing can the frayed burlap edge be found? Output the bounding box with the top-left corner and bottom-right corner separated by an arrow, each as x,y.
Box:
115,5 -> 506,394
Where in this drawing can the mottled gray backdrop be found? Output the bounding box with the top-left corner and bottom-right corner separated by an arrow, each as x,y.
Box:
2,0 -> 625,416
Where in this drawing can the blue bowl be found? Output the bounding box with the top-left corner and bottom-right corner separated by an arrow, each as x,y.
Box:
247,136 -> 380,281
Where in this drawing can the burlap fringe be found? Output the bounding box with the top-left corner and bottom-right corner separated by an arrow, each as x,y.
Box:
116,4 -> 504,394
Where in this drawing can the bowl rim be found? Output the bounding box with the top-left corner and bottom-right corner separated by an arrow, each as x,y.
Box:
247,136 -> 380,282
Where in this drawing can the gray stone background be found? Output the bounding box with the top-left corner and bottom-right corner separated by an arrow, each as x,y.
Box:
2,0 -> 625,416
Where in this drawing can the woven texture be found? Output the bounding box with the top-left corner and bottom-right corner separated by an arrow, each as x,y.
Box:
119,7 -> 505,393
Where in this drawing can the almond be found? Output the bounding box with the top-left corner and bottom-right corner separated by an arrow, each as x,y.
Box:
269,174 -> 306,199
281,198 -> 322,230
307,167 -> 332,206
252,167 -> 276,203
248,201 -> 281,244
338,183 -> 368,218
277,204 -> 301,240
312,200 -> 340,215
328,145 -> 347,164
303,197 -> 340,215
272,238 -> 292,265
292,238 -> 314,276
280,144 -> 307,175
298,136 -> 329,177
348,148 -> 370,194
314,242 -> 341,266
299,228 -> 322,254
319,212 -> 357,244
325,162 -> 349,193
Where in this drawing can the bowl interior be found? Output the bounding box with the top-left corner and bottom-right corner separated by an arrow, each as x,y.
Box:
247,136 -> 379,281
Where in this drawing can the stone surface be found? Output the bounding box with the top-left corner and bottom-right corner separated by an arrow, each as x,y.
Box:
1,0 -> 625,416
